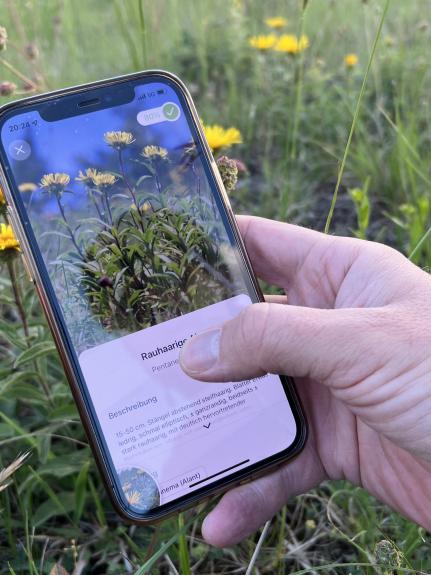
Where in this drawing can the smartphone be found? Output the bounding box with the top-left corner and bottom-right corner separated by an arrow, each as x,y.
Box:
0,71 -> 306,523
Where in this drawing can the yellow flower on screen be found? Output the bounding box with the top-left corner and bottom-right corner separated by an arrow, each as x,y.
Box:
76,168 -> 99,185
273,34 -> 310,55
141,145 -> 169,159
141,201 -> 152,214
104,131 -> 135,149
18,182 -> 38,193
0,223 -> 19,252
248,34 -> 277,51
91,172 -> 117,189
344,53 -> 359,67
265,17 -> 288,29
203,124 -> 242,152
40,173 -> 70,194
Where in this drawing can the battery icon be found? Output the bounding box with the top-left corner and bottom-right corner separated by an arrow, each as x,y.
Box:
157,89 -> 165,95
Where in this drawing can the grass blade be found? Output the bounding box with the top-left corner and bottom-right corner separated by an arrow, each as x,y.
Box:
177,512 -> 192,575
133,510 -> 205,575
408,225 -> 431,261
245,519 -> 271,575
324,0 -> 390,233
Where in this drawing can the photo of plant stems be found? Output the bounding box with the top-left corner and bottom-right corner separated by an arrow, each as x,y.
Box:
34,130 -> 241,352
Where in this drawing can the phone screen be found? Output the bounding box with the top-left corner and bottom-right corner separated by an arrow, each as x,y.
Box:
0,76 -> 301,516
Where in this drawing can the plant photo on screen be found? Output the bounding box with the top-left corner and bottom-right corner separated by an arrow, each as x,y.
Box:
24,128 -> 243,353
2,0 -> 431,574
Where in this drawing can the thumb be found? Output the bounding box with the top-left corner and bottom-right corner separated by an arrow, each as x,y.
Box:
180,302 -> 391,387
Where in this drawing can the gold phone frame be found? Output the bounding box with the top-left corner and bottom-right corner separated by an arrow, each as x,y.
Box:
0,70 -> 307,523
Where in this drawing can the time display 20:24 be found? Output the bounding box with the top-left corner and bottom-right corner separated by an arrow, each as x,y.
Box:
8,119 -> 38,132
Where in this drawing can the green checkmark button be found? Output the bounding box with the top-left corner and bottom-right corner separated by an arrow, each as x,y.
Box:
162,102 -> 180,121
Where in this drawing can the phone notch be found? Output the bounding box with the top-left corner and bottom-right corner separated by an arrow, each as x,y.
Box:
77,97 -> 101,109
40,83 -> 135,122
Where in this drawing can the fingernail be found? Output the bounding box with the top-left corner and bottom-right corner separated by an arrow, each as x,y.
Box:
180,328 -> 221,374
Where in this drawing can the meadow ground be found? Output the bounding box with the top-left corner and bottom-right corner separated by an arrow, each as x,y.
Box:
1,0 -> 431,573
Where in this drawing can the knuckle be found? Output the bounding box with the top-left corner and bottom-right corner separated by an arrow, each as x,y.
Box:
361,237 -> 405,263
231,303 -> 272,369
236,303 -> 279,373
341,234 -> 404,262
237,302 -> 271,349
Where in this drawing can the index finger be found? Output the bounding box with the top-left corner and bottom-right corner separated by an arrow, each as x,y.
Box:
236,215 -> 329,288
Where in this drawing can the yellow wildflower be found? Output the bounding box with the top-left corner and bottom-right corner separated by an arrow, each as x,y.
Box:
18,182 -> 37,193
0,223 -> 19,252
76,168 -> 116,188
76,168 -> 99,185
344,53 -> 359,68
104,131 -> 135,149
203,124 -> 242,152
0,186 -> 7,216
265,17 -> 288,29
91,172 -> 117,189
273,34 -> 310,54
141,201 -> 152,213
141,145 -> 169,160
248,34 -> 277,51
40,173 -> 70,193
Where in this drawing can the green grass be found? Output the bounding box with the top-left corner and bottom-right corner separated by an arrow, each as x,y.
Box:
1,0 -> 431,572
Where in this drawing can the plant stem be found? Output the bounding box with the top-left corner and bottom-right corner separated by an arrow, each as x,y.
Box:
103,191 -> 113,225
276,506 -> 287,574
118,149 -> 138,206
408,225 -> 431,261
55,194 -> 84,258
137,0 -> 148,68
89,189 -> 105,223
6,259 -> 53,403
192,160 -> 201,201
0,57 -> 37,89
245,520 -> 271,575
177,513 -> 192,575
114,0 -> 140,69
154,169 -> 162,194
6,258 -> 29,339
324,0 -> 390,234
289,1 -> 310,161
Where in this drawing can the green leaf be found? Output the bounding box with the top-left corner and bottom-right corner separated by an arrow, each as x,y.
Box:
136,175 -> 153,187
74,461 -> 90,522
49,403 -> 79,421
38,451 -> 90,478
0,371 -> 40,393
13,341 -> 57,368
133,508 -> 207,575
0,423 -> 17,439
0,319 -> 29,350
0,411 -> 37,448
3,382 -> 47,404
37,433 -> 51,464
33,491 -> 75,527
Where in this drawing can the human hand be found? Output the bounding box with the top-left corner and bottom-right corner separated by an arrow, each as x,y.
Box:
180,215 -> 431,546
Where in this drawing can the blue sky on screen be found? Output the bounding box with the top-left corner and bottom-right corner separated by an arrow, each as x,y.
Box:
2,82 -> 194,211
